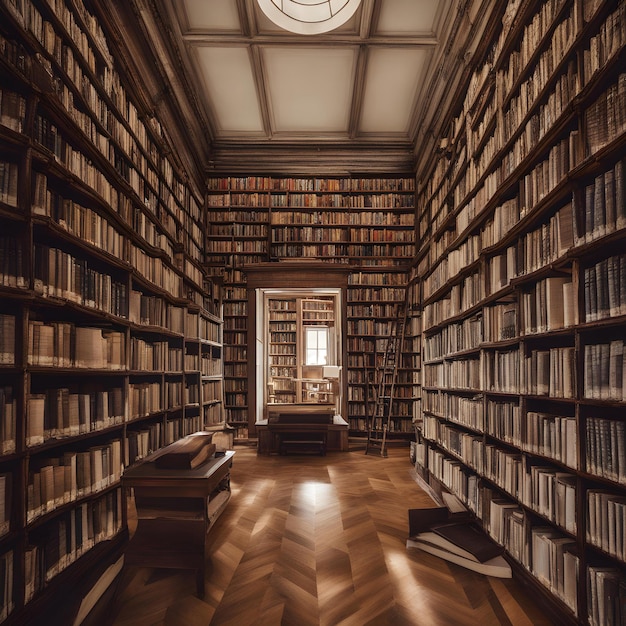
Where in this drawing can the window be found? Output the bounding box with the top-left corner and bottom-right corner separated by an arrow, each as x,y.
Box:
305,327 -> 328,365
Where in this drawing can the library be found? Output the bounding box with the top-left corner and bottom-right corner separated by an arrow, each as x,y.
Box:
0,0 -> 624,624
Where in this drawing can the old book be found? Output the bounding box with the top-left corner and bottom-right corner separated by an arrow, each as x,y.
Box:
154,432 -> 216,470
430,522 -> 504,563
407,507 -> 450,537
545,277 -> 569,330
406,535 -> 512,578
616,159 -> 626,229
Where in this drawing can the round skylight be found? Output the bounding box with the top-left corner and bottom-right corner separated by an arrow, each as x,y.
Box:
257,0 -> 362,35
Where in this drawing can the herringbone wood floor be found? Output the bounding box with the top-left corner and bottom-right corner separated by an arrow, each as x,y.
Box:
105,444 -> 554,626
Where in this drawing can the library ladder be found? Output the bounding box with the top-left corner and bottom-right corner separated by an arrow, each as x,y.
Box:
365,301 -> 407,457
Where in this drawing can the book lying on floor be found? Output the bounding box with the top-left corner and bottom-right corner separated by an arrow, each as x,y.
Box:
407,503 -> 511,577
406,535 -> 512,578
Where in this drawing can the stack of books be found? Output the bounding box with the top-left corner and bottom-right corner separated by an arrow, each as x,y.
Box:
406,494 -> 512,578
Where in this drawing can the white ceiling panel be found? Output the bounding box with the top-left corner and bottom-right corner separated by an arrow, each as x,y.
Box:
359,47 -> 428,134
137,0 -> 464,169
195,46 -> 264,133
183,0 -> 241,32
375,0 -> 441,35
262,47 -> 357,133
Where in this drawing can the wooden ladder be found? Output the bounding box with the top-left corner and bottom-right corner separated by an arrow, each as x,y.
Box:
365,300 -> 407,457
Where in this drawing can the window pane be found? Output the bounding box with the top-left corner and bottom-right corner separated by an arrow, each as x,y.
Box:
305,327 -> 328,365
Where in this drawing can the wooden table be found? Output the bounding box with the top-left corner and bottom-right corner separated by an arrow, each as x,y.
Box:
122,448 -> 235,597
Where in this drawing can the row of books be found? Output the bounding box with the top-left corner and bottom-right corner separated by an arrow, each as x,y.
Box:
423,346 -> 577,398
587,565 -> 625,626
422,389 -> 578,471
202,380 -> 221,400
587,416 -> 626,486
197,352 -> 222,377
210,223 -> 268,237
223,346 -> 247,362
423,390 -> 483,432
270,209 -> 414,224
587,490 -> 626,562
0,234 -> 25,289
348,271 -> 407,286
583,341 -> 626,401
27,440 -> 122,522
27,386 -> 124,447
28,322 -> 125,369
347,319 -> 393,336
208,176 -> 414,192
522,347 -> 575,398
0,161 -> 17,208
34,244 -> 127,317
423,415 -> 483,472
32,177 -> 126,257
208,239 -> 266,253
485,444 -> 577,533
130,338 -> 182,372
129,245 -> 182,297
0,387 -> 15,455
576,160 -> 626,245
204,402 -> 222,425
424,315 -> 482,362
0,87 -> 25,133
270,242 -> 415,256
224,363 -> 246,377
584,253 -> 626,322
163,414 -> 202,447
0,549 -> 12,622
424,448 -> 579,613
32,161 -> 194,271
128,290 -> 184,332
0,314 -> 14,365
347,287 -> 405,303
126,425 -> 161,465
521,276 -> 574,334
423,270 -> 484,328
129,381 -> 162,420
24,489 -> 123,598
21,0 -> 203,234
585,72 -> 626,157
224,377 -> 249,392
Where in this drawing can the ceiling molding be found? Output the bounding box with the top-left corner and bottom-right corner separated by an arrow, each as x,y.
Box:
206,143 -> 416,176
182,33 -> 438,46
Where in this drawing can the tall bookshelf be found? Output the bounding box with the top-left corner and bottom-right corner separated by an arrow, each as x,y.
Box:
207,175 -> 416,440
413,1 -> 626,623
0,0 -> 222,623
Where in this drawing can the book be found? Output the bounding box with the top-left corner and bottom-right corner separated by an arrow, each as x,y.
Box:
430,522 -> 505,563
406,536 -> 512,577
154,432 -> 216,470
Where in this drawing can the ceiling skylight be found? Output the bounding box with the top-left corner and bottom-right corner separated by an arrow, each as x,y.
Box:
256,0 -> 362,35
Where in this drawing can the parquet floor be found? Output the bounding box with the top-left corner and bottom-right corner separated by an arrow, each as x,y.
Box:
105,444 -> 554,626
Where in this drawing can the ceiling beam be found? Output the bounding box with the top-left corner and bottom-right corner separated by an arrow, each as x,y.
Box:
182,34 -> 438,46
348,45 -> 368,139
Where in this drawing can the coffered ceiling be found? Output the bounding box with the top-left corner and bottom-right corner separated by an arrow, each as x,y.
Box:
113,0 -> 496,175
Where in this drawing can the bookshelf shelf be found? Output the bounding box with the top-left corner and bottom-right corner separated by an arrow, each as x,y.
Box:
207,176 -> 415,440
414,1 -> 626,623
0,0 -> 223,622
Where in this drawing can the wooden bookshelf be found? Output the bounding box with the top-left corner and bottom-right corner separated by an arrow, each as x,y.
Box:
207,176 -> 416,440
413,1 -> 626,624
0,0 -> 223,622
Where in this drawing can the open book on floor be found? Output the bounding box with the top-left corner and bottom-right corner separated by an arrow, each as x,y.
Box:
407,503 -> 512,578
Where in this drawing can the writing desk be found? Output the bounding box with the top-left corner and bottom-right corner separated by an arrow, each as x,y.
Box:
122,449 -> 234,597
